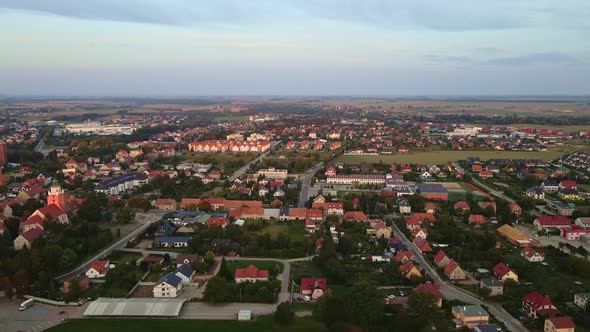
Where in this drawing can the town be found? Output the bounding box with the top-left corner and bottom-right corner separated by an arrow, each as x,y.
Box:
0,97 -> 589,332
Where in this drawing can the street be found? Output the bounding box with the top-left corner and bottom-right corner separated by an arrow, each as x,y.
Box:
471,178 -> 515,203
228,141 -> 280,182
391,223 -> 529,332
297,162 -> 323,208
55,210 -> 166,282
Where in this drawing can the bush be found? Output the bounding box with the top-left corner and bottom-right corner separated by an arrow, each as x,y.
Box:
274,302 -> 294,325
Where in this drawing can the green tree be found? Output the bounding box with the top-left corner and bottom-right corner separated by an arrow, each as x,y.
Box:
204,251 -> 215,266
343,281 -> 383,326
116,207 -> 136,224
408,291 -> 438,318
275,301 -> 294,325
60,248 -> 79,270
203,277 -> 229,303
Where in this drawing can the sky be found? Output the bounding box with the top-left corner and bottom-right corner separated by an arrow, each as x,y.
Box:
0,0 -> 589,96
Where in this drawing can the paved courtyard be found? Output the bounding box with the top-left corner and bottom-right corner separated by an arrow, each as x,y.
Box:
0,298 -> 85,332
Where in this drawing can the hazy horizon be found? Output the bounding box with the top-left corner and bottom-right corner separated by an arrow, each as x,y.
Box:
1,1 -> 589,96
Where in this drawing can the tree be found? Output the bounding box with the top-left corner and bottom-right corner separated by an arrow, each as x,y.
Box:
343,281 -> 383,326
1,276 -> 14,299
13,270 -> 30,296
64,279 -> 82,303
203,277 -> 229,303
204,251 -> 215,266
116,207 -> 136,224
408,291 -> 438,318
60,248 -> 78,270
218,258 -> 232,281
275,301 -> 294,325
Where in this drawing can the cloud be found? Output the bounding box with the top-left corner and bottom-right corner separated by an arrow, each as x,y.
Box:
486,53 -> 579,66
1,0 -> 581,31
425,55 -> 474,64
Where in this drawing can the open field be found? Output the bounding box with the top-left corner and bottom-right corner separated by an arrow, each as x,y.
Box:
46,316 -> 326,332
478,123 -> 590,131
337,146 -> 589,164
261,221 -> 306,242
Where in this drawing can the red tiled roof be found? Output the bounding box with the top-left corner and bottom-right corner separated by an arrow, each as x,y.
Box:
548,317 -> 575,329
37,204 -> 66,219
234,265 -> 269,279
444,260 -> 460,275
414,282 -> 442,299
454,201 -> 470,209
434,250 -> 448,264
21,227 -> 44,242
88,260 -> 109,275
493,262 -> 514,279
536,216 -> 571,226
301,277 -> 327,292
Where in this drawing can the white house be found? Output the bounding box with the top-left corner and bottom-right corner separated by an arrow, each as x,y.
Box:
521,249 -> 545,262
85,260 -> 110,279
399,199 -> 412,214
153,273 -> 183,298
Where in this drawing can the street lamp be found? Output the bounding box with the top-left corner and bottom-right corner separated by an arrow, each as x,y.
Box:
273,288 -> 278,304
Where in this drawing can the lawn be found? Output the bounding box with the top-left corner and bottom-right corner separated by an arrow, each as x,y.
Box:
47,316 -> 326,332
336,145 -> 587,164
261,221 -> 306,242
106,251 -> 142,264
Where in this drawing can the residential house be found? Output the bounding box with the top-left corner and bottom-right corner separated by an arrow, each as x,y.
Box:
522,292 -> 560,318
393,251 -> 414,264
153,273 -> 183,298
434,250 -> 450,268
469,214 -> 485,225
452,305 -> 490,329
414,237 -> 433,253
534,216 -> 571,231
454,201 -> 470,214
574,293 -> 590,310
544,317 -> 576,332
300,278 -> 329,300
86,260 -> 110,279
542,181 -> 559,193
445,260 -> 466,280
344,211 -> 368,222
398,198 -> 411,214
154,198 -> 177,210
14,228 -> 44,251
414,282 -> 443,307
235,265 -> 270,283
400,262 -> 422,279
527,187 -> 545,200
174,264 -> 195,284
480,278 -> 504,297
521,248 -> 545,262
509,203 -> 522,217
176,254 -> 201,268
493,262 -> 519,282
153,236 -> 191,248
305,220 -> 319,233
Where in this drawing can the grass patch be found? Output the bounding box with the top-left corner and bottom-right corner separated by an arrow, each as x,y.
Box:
261,221 -> 306,242
47,316 -> 327,332
106,251 -> 142,264
336,145 -> 588,164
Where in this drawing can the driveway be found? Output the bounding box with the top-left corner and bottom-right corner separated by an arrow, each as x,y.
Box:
297,162 -> 323,208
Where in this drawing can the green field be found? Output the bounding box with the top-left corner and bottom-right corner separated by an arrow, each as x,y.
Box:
261,221 -> 306,242
47,316 -> 326,332
336,146 -> 587,164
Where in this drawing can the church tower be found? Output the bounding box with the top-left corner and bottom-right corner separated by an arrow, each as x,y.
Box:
47,183 -> 66,211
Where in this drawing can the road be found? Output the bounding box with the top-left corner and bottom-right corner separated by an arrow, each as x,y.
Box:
55,210 -> 166,282
297,162 -> 324,208
391,223 -> 528,332
178,302 -> 276,320
228,141 -> 280,182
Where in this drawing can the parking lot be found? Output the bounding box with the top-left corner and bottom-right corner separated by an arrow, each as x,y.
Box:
0,298 -> 84,332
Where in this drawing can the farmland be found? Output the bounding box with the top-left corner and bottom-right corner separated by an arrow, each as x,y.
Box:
336,145 -> 589,164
